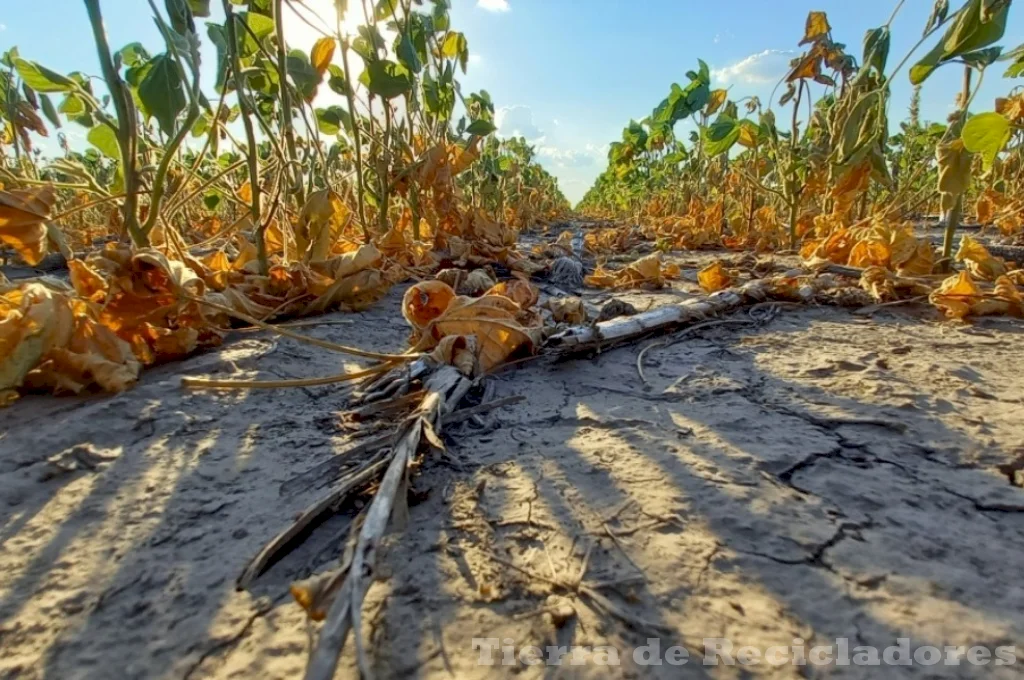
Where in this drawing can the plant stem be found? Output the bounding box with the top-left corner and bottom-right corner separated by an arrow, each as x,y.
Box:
83,0 -> 145,246
274,0 -> 306,207
941,66 -> 973,272
337,35 -> 371,243
224,0 -> 265,273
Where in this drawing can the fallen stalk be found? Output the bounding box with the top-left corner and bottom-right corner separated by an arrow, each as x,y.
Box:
185,293 -> 422,362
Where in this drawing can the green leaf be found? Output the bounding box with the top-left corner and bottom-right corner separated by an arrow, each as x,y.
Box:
422,72 -> 455,120
315,105 -> 351,135
910,0 -> 1010,85
206,23 -> 229,92
961,46 -> 1003,69
396,33 -> 422,73
0,47 -> 19,69
861,26 -> 890,76
239,12 -> 275,58
119,42 -> 152,68
352,25 -> 386,62
431,0 -> 450,32
59,93 -> 93,127
191,114 -> 211,137
203,191 -> 222,211
39,95 -> 61,129
188,0 -> 211,16
164,0 -> 195,35
138,53 -> 187,135
14,59 -> 75,93
359,60 -> 412,99
87,124 -> 121,159
466,119 -> 496,136
441,32 -> 469,73
286,49 -> 320,102
326,64 -> 350,97
704,116 -> 741,156
374,0 -> 398,19
962,111 -> 1010,168
924,0 -> 950,36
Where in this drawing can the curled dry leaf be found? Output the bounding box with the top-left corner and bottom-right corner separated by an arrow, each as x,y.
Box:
859,267 -> 933,302
403,280 -> 540,375
802,219 -> 934,276
585,252 -> 680,289
542,296 -> 587,325
1,278 -> 140,405
697,261 -> 736,293
929,271 -> 1023,319
0,185 -> 65,266
955,235 -> 1007,281
403,280 -> 457,330
460,269 -> 497,296
68,246 -> 217,365
485,279 -> 539,309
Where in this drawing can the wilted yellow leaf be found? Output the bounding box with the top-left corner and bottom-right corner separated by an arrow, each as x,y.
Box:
697,261 -> 735,292
930,271 -> 982,319
0,185 -> 57,265
705,89 -> 728,116
1,280 -> 140,404
956,235 -> 1006,281
237,181 -> 253,204
485,279 -> 539,309
425,295 -> 540,374
585,253 -> 678,289
311,37 -> 336,76
403,280 -> 457,330
801,11 -> 831,45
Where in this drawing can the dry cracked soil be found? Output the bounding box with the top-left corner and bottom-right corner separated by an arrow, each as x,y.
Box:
1,261 -> 1024,680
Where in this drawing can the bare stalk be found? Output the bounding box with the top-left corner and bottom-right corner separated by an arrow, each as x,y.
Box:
83,0 -> 145,246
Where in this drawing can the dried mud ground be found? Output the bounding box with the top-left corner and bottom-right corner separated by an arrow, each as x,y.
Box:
2,254 -> 1024,680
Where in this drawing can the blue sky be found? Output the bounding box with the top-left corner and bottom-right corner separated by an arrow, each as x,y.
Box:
4,1 -> 1024,202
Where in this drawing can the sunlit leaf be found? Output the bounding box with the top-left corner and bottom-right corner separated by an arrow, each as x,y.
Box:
961,112 -> 1010,169
800,11 -> 831,46
14,59 -> 75,93
87,124 -> 120,159
310,37 -> 336,76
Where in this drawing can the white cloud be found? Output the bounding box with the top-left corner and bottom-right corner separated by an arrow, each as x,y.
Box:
496,105 -> 544,141
0,24 -> 6,31
469,54 -> 483,65
477,0 -> 510,12
712,49 -> 794,85
537,146 -> 595,168
537,143 -> 609,169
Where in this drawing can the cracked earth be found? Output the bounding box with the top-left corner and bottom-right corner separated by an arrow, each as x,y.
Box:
1,273 -> 1023,679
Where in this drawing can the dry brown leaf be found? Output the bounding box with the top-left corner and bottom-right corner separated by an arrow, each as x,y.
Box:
485,279 -> 539,309
542,297 -> 587,325
0,185 -> 57,265
930,271 -> 982,319
585,252 -> 679,289
955,235 -> 1007,281
424,295 -> 540,374
697,261 -> 736,292
801,11 -> 831,45
1,279 -> 140,404
403,280 -> 457,330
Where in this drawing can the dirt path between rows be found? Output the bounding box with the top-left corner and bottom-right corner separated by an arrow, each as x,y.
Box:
2,258 -> 1024,680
